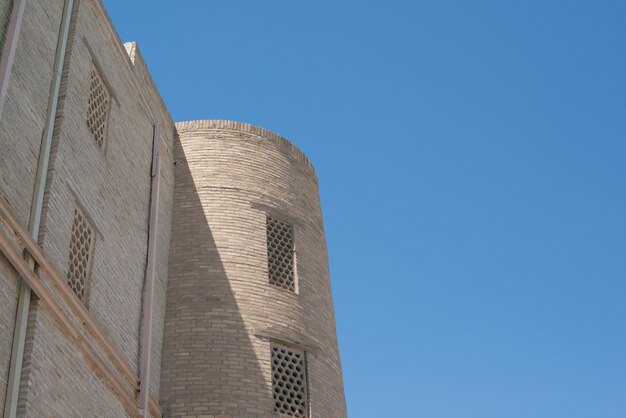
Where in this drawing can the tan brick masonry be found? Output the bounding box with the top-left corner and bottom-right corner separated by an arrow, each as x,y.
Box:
160,120 -> 347,418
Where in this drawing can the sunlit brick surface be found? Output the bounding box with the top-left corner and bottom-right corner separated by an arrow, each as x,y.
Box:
162,120 -> 347,417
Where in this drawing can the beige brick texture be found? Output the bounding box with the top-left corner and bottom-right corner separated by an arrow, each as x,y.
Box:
161,120 -> 347,418
35,0 -> 175,403
1,0 -> 174,416
0,1 -> 346,417
0,0 -> 66,410
16,301 -> 129,418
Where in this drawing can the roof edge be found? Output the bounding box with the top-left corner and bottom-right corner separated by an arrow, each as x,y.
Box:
175,120 -> 317,180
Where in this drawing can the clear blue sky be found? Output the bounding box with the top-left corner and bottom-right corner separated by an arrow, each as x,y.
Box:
104,1 -> 626,416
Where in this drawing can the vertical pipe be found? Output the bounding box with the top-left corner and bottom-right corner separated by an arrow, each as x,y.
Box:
138,124 -> 161,417
2,0 -> 74,416
0,0 -> 27,118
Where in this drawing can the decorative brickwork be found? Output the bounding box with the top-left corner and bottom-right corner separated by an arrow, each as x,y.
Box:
86,65 -> 110,149
162,121 -> 347,417
67,206 -> 94,302
271,343 -> 308,417
0,0 -> 345,414
267,215 -> 296,291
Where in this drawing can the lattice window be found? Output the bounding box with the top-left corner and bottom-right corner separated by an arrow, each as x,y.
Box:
67,207 -> 95,302
86,65 -> 110,149
267,215 -> 295,291
271,343 -> 308,417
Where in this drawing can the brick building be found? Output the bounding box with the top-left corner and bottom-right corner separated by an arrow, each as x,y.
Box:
0,0 -> 346,417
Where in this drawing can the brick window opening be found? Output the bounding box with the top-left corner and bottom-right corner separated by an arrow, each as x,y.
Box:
67,207 -> 95,302
266,215 -> 295,291
86,65 -> 111,149
271,343 -> 308,417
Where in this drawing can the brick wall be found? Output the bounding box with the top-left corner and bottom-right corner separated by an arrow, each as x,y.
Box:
0,0 -> 12,49
31,0 -> 175,408
124,41 -> 176,397
0,1 -> 346,417
16,301 -> 130,418
161,120 -> 347,418
0,0 -> 65,410
0,0 -> 174,416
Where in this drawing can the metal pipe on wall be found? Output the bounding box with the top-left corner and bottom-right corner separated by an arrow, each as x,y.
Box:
138,124 -> 161,418
118,42 -> 164,417
0,0 -> 27,118
3,0 -> 74,416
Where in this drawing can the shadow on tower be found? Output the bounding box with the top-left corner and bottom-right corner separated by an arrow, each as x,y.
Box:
159,135 -> 271,417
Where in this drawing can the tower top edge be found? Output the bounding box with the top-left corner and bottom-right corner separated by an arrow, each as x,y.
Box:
175,119 -> 318,180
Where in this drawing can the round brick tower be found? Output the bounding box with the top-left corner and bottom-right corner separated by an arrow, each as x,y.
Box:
160,120 -> 347,418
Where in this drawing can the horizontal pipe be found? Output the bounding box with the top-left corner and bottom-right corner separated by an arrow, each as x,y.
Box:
0,222 -> 138,416
0,196 -> 163,417
0,197 -> 137,384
